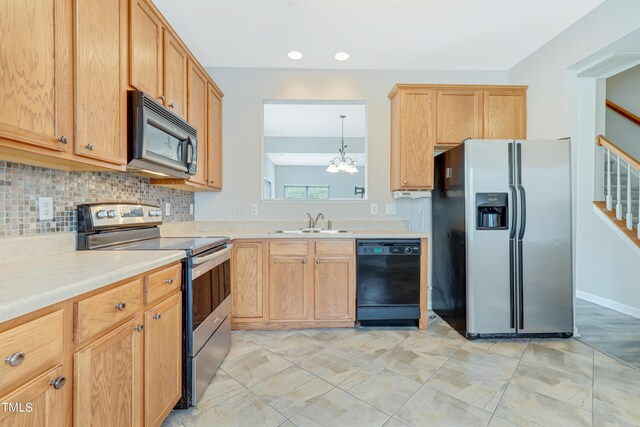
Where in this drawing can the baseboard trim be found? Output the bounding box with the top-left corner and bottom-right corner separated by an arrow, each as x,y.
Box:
577,290 -> 640,319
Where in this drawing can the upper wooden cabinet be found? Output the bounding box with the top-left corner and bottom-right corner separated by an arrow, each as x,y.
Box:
187,61 -> 209,186
207,83 -> 223,190
163,31 -> 188,119
129,0 -> 163,100
436,90 -> 483,146
389,84 -> 527,191
0,0 -> 73,153
483,90 -> 526,139
390,88 -> 436,191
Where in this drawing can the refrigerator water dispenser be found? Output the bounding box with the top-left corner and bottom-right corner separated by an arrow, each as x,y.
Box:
476,193 -> 508,230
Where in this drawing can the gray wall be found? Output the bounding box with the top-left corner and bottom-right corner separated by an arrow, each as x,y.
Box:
606,63 -> 640,160
274,166 -> 366,199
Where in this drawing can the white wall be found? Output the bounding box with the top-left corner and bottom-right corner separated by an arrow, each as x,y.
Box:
263,155 -> 276,199
196,67 -> 507,231
606,63 -> 640,160
508,0 -> 640,314
274,166 -> 366,199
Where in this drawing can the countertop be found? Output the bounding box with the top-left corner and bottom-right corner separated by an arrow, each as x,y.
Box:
0,250 -> 185,324
162,229 -> 431,240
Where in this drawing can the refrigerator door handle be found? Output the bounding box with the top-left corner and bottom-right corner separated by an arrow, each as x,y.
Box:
509,239 -> 516,329
517,186 -> 527,240
508,142 -> 517,330
515,142 -> 525,330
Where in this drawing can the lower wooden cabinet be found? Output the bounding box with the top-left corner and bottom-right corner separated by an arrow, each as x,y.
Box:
269,256 -> 309,321
144,293 -> 182,427
74,318 -> 144,427
0,365 -> 65,427
231,239 -> 356,329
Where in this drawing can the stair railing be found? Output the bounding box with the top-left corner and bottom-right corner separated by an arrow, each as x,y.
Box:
597,135 -> 640,238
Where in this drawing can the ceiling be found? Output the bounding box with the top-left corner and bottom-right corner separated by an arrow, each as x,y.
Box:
154,0 -> 605,70
264,103 -> 367,137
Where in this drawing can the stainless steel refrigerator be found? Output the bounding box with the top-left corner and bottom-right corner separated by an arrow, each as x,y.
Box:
432,139 -> 573,338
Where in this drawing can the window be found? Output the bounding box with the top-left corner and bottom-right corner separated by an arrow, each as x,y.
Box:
283,185 -> 330,200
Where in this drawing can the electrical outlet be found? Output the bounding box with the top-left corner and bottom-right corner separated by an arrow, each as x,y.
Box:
165,203 -> 171,216
38,197 -> 53,221
237,205 -> 245,216
189,204 -> 194,215
370,203 -> 378,215
417,205 -> 424,215
250,204 -> 259,216
385,203 -> 397,215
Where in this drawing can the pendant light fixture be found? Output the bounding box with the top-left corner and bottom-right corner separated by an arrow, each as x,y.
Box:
327,115 -> 358,174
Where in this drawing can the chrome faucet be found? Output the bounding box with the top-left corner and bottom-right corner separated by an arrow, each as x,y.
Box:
306,213 -> 325,228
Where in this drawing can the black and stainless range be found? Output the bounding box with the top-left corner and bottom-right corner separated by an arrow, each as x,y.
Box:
76,203 -> 231,409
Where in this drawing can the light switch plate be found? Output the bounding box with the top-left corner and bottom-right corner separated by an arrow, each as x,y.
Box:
165,203 -> 171,216
237,205 -> 245,216
38,197 -> 53,221
250,204 -> 259,216
370,203 -> 378,215
189,204 -> 194,215
417,205 -> 424,215
385,203 -> 397,215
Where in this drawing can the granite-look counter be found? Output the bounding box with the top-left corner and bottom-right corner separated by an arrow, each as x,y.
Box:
0,250 -> 185,323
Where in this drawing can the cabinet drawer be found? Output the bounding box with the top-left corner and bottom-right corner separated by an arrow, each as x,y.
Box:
0,310 -> 63,389
269,241 -> 309,256
75,279 -> 142,343
315,240 -> 354,256
144,264 -> 181,304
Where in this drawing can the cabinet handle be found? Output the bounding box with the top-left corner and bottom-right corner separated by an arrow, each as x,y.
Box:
115,301 -> 126,311
168,103 -> 174,109
164,278 -> 174,285
58,135 -> 69,144
316,259 -> 320,264
403,180 -> 407,185
4,352 -> 25,367
50,376 -> 66,390
159,95 -> 166,101
85,144 -> 94,151
153,313 -> 162,320
302,259 -> 306,264
135,324 -> 144,332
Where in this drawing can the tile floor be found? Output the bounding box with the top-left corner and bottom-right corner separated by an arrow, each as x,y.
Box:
576,297 -> 640,370
163,316 -> 640,427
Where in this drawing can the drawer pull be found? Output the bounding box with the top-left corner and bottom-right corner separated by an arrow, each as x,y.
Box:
168,102 -> 175,109
135,324 -> 144,332
153,313 -> 162,320
85,144 -> 94,151
4,352 -> 25,367
115,301 -> 127,311
58,135 -> 69,144
50,376 -> 66,390
164,278 -> 174,285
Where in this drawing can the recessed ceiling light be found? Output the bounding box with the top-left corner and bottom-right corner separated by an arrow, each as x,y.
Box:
334,52 -> 350,61
288,51 -> 303,60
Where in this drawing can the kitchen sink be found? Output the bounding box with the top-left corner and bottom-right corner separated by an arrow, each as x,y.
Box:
272,229 -> 352,234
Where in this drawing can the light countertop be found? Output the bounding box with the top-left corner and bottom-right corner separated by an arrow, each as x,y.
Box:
162,229 -> 430,240
0,250 -> 184,324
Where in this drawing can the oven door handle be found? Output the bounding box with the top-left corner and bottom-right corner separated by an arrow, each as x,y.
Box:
192,244 -> 232,266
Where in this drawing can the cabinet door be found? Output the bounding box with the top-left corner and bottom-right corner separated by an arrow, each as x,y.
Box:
314,256 -> 355,321
163,30 -> 187,119
187,61 -> 208,186
269,257 -> 309,321
129,0 -> 162,100
74,0 -> 126,164
74,318 -> 143,427
0,0 -> 72,152
231,242 -> 264,319
145,293 -> 181,427
436,90 -> 482,146
483,90 -> 526,139
207,84 -> 223,190
0,365 -> 65,427
400,90 -> 436,189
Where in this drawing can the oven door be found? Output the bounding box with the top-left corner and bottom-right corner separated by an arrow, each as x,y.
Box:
190,243 -> 232,356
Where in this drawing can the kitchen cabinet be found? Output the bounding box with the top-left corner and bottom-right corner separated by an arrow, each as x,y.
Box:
129,0 -> 163,100
74,318 -> 144,427
186,61 -> 209,187
144,293 -> 182,427
231,242 -> 265,320
74,0 -> 128,165
0,365 -> 65,427
436,90 -> 483,146
163,31 -> 188,119
483,90 -> 526,139
390,88 -> 436,191
389,84 -> 527,191
269,256 -> 309,321
207,83 -> 224,190
314,256 -> 355,320
0,0 -> 73,154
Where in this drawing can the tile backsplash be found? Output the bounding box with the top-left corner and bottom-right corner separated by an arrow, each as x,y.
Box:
0,161 -> 194,238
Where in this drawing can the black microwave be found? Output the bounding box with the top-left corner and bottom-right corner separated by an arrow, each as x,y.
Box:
128,90 -> 197,178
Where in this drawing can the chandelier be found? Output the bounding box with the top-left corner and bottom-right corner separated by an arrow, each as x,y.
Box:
326,115 -> 358,174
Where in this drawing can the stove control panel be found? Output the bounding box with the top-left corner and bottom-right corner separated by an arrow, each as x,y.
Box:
77,203 -> 163,232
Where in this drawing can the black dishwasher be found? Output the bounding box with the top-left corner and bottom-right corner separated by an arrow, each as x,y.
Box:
356,239 -> 421,326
